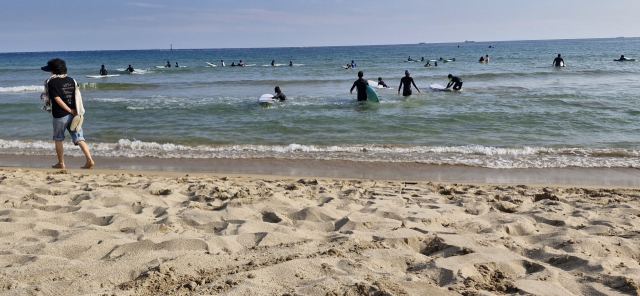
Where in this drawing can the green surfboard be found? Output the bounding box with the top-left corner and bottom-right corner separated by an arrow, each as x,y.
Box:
365,85 -> 379,102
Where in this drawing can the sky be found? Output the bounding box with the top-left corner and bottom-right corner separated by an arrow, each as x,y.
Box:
1,0 -> 639,52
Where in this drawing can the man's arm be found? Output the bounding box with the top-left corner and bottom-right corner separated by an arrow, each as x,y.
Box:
350,82 -> 356,94
53,96 -> 77,116
412,79 -> 421,93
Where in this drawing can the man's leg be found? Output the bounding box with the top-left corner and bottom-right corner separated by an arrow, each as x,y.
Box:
53,140 -> 65,169
76,141 -> 95,169
454,82 -> 463,90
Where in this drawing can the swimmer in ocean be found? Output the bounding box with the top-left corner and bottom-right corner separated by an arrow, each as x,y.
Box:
126,65 -> 134,72
408,56 -> 413,61
553,54 -> 565,67
615,55 -> 628,61
289,61 -> 293,66
271,60 -> 275,66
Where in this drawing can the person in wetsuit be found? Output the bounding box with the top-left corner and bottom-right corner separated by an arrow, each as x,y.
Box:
166,61 -> 171,67
231,62 -> 236,67
126,65 -> 134,72
398,70 -> 421,96
553,54 -> 565,67
175,62 -> 179,67
408,56 -> 413,61
273,86 -> 286,101
420,57 -> 425,61
289,61 -> 293,67
446,74 -> 463,90
350,71 -> 368,101
99,65 -> 108,75
425,61 -> 431,67
238,60 -> 245,67
615,55 -> 628,61
378,77 -> 388,88
434,61 -> 438,67
271,60 -> 275,66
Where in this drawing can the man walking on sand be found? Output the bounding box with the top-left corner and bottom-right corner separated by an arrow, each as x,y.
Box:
41,58 -> 94,169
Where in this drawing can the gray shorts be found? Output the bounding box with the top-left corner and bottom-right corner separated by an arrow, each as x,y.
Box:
52,114 -> 85,145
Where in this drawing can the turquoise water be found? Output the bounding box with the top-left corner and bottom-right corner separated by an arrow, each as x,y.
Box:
1,38 -> 640,168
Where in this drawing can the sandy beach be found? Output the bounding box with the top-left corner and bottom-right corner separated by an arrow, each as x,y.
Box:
2,166 -> 640,295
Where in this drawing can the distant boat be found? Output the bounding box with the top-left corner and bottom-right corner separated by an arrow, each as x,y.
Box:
464,40 -> 475,43
419,42 -> 426,44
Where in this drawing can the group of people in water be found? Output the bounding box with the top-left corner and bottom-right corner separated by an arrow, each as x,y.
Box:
347,70 -> 462,100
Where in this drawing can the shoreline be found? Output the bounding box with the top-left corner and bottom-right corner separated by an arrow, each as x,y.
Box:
2,154 -> 640,188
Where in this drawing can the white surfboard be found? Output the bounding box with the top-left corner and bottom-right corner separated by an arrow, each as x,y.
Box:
429,83 -> 452,91
86,75 -> 120,78
156,66 -> 168,68
259,94 -> 275,105
206,62 -> 217,67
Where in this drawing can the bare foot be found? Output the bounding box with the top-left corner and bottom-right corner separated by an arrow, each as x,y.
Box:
82,160 -> 95,169
52,163 -> 65,169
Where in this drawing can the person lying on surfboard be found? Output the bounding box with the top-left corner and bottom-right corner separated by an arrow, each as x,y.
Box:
615,55 -> 628,61
446,74 -> 463,90
273,86 -> 286,101
378,77 -> 388,88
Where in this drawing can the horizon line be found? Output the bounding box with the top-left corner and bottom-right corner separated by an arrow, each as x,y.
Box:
0,36 -> 637,55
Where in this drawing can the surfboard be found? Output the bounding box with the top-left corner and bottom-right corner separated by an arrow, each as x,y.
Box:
206,62 -> 217,67
259,94 -> 276,106
429,83 -> 452,92
365,86 -> 379,102
86,75 -> 120,78
443,59 -> 453,63
156,66 -> 168,68
614,59 -> 636,61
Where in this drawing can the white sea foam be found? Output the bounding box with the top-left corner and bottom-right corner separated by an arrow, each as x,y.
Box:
1,138 -> 639,169
0,85 -> 44,93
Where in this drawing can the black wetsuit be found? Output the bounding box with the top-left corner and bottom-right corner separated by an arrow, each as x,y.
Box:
166,63 -> 171,68
399,76 -> 417,96
351,78 -> 368,101
447,76 -> 463,90
126,66 -> 134,72
378,80 -> 388,88
553,57 -> 564,67
273,93 -> 286,101
99,68 -> 108,75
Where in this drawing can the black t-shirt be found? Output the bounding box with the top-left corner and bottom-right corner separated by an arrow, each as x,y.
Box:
553,57 -> 564,66
352,78 -> 368,101
274,92 -> 286,101
48,76 -> 76,118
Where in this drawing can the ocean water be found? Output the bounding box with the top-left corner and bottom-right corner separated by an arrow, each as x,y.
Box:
1,38 -> 640,169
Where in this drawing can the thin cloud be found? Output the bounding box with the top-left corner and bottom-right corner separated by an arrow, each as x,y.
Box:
127,2 -> 165,8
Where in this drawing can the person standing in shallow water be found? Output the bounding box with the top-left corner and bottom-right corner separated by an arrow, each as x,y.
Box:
350,71 -> 368,101
398,70 -> 421,96
41,58 -> 94,169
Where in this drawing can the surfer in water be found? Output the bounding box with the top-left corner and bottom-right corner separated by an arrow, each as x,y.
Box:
99,65 -> 108,76
398,70 -> 421,97
350,71 -> 368,101
446,74 -> 463,90
231,62 -> 236,67
479,56 -> 485,62
408,56 -> 413,61
345,63 -> 352,69
273,86 -> 286,101
271,60 -> 275,66
351,60 -> 357,68
126,65 -> 134,72
420,57 -> 425,61
221,60 -> 225,67
378,77 -> 388,88
425,61 -> 431,67
485,55 -> 489,62
289,61 -> 293,67
615,55 -> 628,61
166,61 -> 171,68
238,60 -> 245,67
175,62 -> 179,67
553,54 -> 565,67
434,61 -> 438,67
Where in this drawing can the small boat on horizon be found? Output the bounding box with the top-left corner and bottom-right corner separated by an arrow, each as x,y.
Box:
464,40 -> 475,43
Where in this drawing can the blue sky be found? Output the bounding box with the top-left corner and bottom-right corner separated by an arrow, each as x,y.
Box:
1,0 -> 639,52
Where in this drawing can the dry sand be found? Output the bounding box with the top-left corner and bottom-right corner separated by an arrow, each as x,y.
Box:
1,167 -> 640,295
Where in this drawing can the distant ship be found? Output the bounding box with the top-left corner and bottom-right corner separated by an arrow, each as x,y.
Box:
419,42 -> 426,44
464,40 -> 475,43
